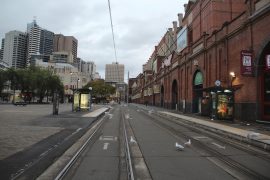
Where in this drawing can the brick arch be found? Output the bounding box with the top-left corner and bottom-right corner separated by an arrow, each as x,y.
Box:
256,39 -> 270,122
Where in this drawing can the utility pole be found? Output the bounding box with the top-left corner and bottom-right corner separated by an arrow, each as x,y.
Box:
127,71 -> 129,104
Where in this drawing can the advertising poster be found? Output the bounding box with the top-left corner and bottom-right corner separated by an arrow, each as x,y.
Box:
217,94 -> 234,120
73,93 -> 80,111
177,26 -> 187,52
241,50 -> 253,76
80,94 -> 89,109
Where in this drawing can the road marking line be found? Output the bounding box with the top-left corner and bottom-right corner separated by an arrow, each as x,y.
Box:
103,143 -> 109,150
212,142 -> 226,149
99,136 -> 117,141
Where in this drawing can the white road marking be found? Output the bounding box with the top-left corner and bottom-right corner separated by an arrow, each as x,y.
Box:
103,143 -> 109,150
212,142 -> 226,149
193,136 -> 209,141
99,136 -> 118,141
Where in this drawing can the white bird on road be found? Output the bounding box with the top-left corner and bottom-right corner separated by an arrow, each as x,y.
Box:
247,132 -> 260,139
130,136 -> 137,144
184,139 -> 191,146
175,142 -> 184,151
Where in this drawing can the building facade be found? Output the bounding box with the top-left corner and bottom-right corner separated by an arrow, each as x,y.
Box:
26,20 -> 54,65
50,51 -> 73,64
54,34 -> 78,63
105,62 -> 125,83
130,0 -> 270,123
0,38 -> 4,61
2,30 -> 27,69
81,61 -> 96,80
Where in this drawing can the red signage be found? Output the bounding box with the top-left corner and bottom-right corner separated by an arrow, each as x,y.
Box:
266,55 -> 270,71
241,50 -> 253,76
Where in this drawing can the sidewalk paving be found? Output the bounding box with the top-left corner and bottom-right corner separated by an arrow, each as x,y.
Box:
0,104 -> 109,160
133,104 -> 270,151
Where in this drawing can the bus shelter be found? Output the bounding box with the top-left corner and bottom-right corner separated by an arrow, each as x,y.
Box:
198,86 -> 235,121
73,89 -> 92,111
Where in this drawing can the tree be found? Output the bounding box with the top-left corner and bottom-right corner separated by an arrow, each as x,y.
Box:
0,69 -> 8,99
83,79 -> 115,103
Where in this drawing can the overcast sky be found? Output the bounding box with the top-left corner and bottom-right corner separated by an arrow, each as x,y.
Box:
0,0 -> 186,80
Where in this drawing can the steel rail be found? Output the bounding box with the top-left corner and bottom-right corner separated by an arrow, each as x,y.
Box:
121,110 -> 135,180
140,108 -> 269,180
54,116 -> 106,180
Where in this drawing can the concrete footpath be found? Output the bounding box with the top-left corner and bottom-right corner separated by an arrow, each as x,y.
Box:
0,103 -> 109,180
134,104 -> 270,151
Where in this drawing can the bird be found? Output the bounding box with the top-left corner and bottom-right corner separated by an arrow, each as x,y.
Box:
175,142 -> 184,151
130,136 -> 137,144
184,139 -> 191,147
247,132 -> 260,139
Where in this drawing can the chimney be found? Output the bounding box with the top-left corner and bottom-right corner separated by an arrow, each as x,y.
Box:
172,21 -> 177,33
178,13 -> 183,27
184,4 -> 188,12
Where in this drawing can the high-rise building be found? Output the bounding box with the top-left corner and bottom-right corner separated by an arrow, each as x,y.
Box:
81,61 -> 96,80
54,34 -> 78,63
105,62 -> 125,83
3,30 -> 27,69
26,20 -> 54,65
0,38 -> 4,61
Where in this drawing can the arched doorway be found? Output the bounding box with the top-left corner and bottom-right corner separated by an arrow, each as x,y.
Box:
172,80 -> 178,110
160,85 -> 164,107
193,71 -> 203,113
258,42 -> 270,122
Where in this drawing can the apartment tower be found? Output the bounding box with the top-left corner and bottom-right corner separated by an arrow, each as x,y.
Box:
54,34 -> 78,64
3,30 -> 27,69
26,20 -> 54,65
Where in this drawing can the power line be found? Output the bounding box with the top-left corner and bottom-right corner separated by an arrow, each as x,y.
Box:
107,0 -> 118,63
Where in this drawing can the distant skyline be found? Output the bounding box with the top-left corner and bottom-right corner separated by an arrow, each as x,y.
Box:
0,0 -> 186,80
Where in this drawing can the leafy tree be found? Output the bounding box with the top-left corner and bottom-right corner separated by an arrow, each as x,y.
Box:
83,79 -> 115,102
0,69 -> 8,98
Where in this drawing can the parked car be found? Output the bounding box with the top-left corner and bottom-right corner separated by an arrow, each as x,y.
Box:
13,101 -> 27,106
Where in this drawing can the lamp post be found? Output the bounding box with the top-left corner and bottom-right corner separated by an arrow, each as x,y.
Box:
77,78 -> 80,90
89,87 -> 92,111
230,72 -> 236,87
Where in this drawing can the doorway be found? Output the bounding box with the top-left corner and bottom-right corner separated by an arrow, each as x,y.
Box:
259,42 -> 270,122
161,85 -> 164,107
172,80 -> 178,110
193,71 -> 203,113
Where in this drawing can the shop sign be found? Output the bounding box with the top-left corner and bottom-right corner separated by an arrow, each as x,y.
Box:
241,50 -> 253,76
266,55 -> 270,71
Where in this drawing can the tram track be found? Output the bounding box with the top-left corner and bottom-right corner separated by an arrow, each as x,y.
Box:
54,111 -> 108,180
138,107 -> 270,180
120,107 -> 152,180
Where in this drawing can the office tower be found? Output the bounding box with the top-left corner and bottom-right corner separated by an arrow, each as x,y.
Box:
26,20 -> 54,65
81,61 -> 96,79
105,62 -> 125,83
54,34 -> 78,63
3,30 -> 27,69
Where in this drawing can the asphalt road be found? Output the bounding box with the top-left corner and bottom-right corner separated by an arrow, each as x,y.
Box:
2,103 -> 270,179
65,106 -> 121,180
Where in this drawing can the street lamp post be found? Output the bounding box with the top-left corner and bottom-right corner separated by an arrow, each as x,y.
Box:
89,87 -> 92,111
77,78 -> 80,90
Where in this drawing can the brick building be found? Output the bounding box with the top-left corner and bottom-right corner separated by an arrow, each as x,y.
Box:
130,0 -> 270,122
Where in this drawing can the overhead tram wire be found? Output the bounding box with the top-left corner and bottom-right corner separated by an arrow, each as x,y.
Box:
107,0 -> 122,102
107,0 -> 118,63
